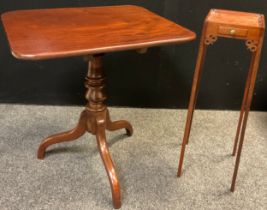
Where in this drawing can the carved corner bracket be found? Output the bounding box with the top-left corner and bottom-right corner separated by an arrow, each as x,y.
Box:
205,34 -> 218,45
245,40 -> 258,52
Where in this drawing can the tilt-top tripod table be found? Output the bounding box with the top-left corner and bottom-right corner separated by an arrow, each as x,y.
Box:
177,9 -> 265,192
2,5 -> 195,208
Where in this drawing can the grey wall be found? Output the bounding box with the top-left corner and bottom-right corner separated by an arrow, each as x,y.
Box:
0,0 -> 267,110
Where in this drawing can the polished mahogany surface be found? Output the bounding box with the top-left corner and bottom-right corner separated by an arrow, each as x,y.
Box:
177,9 -> 265,193
206,9 -> 264,28
1,5 -> 196,208
205,9 -> 264,41
2,5 -> 196,60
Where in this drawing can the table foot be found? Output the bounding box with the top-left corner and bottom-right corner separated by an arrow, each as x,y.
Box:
96,115 -> 121,209
106,110 -> 133,136
37,110 -> 88,159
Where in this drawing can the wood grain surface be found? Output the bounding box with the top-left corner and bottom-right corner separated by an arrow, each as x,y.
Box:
2,5 -> 196,60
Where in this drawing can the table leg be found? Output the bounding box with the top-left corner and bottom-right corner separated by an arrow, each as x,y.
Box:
96,115 -> 121,208
177,28 -> 207,177
106,109 -> 133,136
231,41 -> 262,191
37,110 -> 88,159
37,54 -> 133,208
232,53 -> 255,156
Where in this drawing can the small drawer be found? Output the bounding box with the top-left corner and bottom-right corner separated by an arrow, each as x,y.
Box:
218,26 -> 248,37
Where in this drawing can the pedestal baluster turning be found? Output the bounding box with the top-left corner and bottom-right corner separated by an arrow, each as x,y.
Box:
37,55 -> 133,208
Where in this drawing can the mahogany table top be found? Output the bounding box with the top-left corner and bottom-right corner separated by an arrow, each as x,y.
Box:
2,5 -> 196,60
206,9 -> 264,28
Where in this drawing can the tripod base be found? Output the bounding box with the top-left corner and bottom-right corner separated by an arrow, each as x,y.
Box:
37,108 -> 133,209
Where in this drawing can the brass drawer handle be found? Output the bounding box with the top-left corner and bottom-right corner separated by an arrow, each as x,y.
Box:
218,26 -> 248,37
230,29 -> 236,35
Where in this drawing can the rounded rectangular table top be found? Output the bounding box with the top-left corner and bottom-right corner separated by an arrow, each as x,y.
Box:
2,5 -> 196,60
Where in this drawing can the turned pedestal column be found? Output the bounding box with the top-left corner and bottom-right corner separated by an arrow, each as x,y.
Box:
37,55 -> 133,209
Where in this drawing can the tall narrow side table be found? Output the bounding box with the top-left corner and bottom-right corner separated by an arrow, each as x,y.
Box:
177,9 -> 265,192
2,5 -> 195,208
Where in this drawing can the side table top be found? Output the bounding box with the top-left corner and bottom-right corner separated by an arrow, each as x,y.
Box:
2,5 -> 196,60
206,9 -> 265,28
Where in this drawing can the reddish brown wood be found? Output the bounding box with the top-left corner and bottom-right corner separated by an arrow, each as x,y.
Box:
231,36 -> 264,191
177,9 -> 265,192
37,55 -> 132,208
177,23 -> 208,177
205,9 -> 263,41
95,115 -> 121,208
232,55 -> 255,156
1,5 -> 195,60
2,5 -> 196,208
106,110 -> 133,136
37,110 -> 88,159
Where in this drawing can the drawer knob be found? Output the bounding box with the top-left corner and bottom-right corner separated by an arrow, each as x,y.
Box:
230,29 -> 236,35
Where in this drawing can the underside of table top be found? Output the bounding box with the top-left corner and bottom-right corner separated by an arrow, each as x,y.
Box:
2,5 -> 196,60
